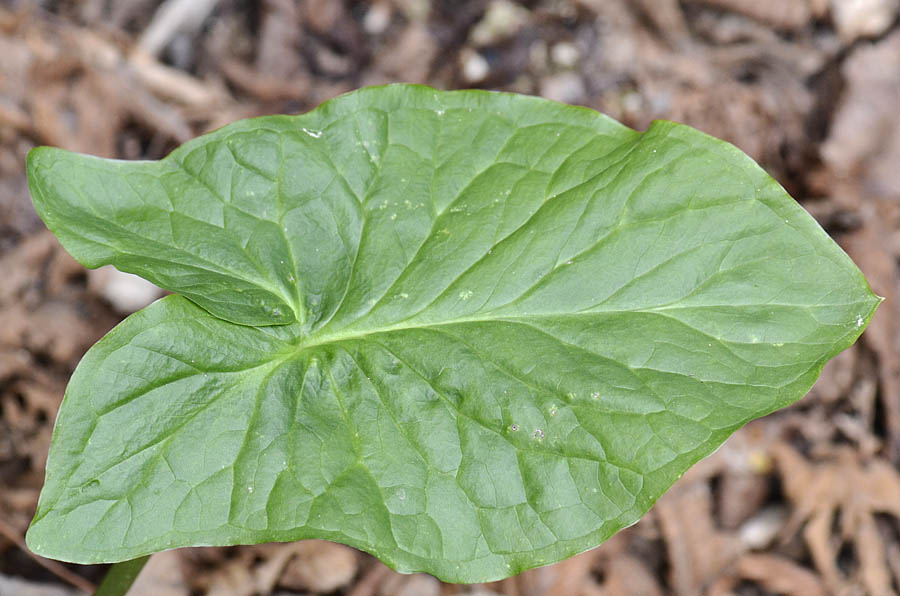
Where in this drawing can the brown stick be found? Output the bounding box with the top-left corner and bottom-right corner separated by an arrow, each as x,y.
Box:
0,517 -> 97,594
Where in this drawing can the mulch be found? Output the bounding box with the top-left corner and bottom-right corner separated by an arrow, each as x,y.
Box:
1,1 -> 899,594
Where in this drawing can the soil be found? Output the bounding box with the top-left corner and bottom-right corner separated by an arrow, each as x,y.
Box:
1,1 -> 899,595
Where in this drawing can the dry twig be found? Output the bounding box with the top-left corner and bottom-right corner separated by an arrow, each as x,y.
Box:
0,517 -> 96,594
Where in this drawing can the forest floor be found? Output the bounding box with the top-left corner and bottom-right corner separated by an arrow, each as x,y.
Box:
1,1 -> 900,595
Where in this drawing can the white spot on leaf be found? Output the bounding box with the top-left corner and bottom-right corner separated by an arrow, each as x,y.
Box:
302,128 -> 323,138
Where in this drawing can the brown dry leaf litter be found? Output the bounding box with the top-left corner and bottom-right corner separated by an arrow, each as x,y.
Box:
1,1 -> 899,594
774,442 -> 900,594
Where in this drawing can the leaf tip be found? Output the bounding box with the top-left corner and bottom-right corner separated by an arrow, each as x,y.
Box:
26,147 -> 59,224
26,146 -> 81,215
25,144 -> 53,169
26,145 -> 71,182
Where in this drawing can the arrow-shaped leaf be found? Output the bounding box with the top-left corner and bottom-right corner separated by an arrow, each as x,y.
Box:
26,85 -> 879,582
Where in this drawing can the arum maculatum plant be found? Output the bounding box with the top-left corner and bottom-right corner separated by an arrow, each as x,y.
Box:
26,84 -> 879,593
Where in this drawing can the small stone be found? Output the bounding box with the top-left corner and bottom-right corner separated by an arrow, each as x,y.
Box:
550,41 -> 580,68
462,50 -> 490,83
739,506 -> 788,549
540,72 -> 586,104
470,0 -> 530,46
364,1 -> 392,35
622,90 -> 644,114
89,266 -> 164,314
831,0 -> 899,42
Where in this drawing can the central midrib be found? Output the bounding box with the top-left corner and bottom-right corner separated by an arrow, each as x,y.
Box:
288,297 -> 852,355
291,305 -> 678,353
294,312 -> 531,353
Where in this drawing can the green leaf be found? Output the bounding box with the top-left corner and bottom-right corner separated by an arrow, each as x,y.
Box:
26,84 -> 879,582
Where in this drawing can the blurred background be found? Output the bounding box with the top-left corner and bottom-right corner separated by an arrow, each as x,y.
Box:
1,1 -> 899,595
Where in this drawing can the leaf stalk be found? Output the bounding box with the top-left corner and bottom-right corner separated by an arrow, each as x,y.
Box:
93,556 -> 150,596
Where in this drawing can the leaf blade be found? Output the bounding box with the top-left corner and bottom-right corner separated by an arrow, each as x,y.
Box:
27,84 -> 880,582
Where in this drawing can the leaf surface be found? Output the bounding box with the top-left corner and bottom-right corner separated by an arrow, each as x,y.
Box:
26,85 -> 879,582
